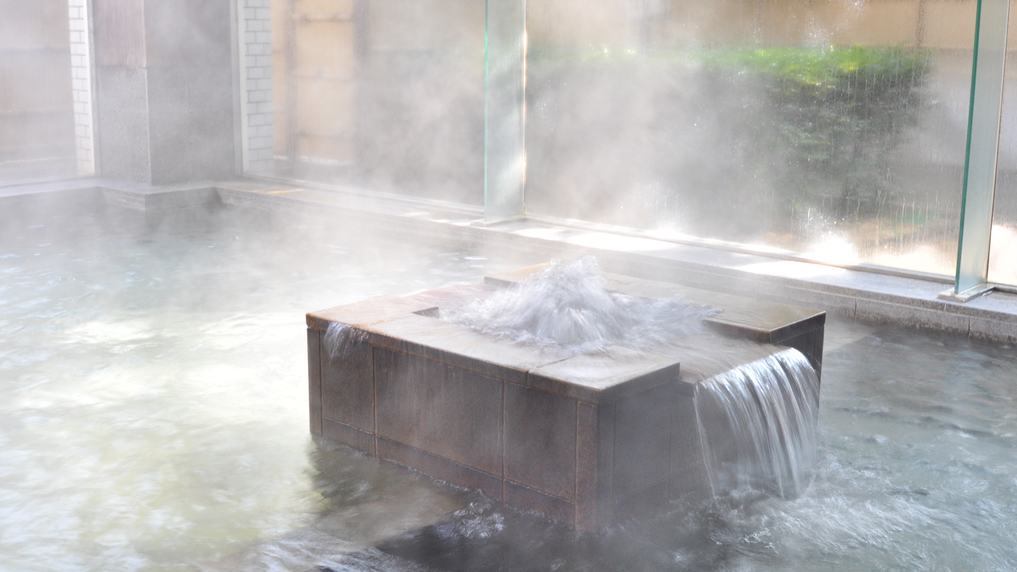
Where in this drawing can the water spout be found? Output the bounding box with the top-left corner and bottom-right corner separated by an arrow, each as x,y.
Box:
442,256 -> 718,354
695,348 -> 820,499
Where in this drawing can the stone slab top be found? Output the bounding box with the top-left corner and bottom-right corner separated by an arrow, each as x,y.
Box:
308,264 -> 823,403
485,264 -> 825,343
649,335 -> 789,386
526,347 -> 682,403
361,312 -> 571,388
306,283 -> 489,332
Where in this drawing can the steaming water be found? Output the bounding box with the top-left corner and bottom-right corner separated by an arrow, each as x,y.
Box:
0,199 -> 537,571
442,256 -> 718,354
3,198 -> 1017,571
696,348 -> 820,500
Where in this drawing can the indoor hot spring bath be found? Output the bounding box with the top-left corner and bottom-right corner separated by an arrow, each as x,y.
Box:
2,196 -> 1017,571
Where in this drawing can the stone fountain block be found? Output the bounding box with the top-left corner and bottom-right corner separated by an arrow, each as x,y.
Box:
306,264 -> 825,530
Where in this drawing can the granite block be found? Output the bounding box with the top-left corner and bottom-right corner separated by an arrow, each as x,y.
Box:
378,437 -> 502,500
596,401 -> 615,526
527,347 -> 681,404
308,328 -> 322,435
320,334 -> 374,432
149,109 -> 192,185
97,66 -> 149,113
649,333 -> 780,384
856,298 -> 970,334
575,402 -> 600,530
613,383 -> 673,496
98,109 -> 151,185
968,316 -> 1017,344
704,306 -> 824,345
691,379 -> 739,483
186,65 -> 233,110
772,327 -> 824,376
309,266 -> 826,530
375,349 -> 503,475
308,295 -> 440,331
146,66 -> 188,113
367,313 -> 564,387
668,385 -> 703,480
504,384 -> 577,501
307,285 -> 488,331
669,468 -> 710,502
503,481 -> 576,526
323,418 -> 375,454
951,291 -> 1017,322
613,480 -> 668,524
775,286 -> 857,317
187,106 -> 235,180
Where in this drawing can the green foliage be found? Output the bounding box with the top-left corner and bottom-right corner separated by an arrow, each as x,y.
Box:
698,45 -> 933,217
698,45 -> 931,88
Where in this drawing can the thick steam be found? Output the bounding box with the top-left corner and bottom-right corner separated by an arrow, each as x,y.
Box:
442,256 -> 718,354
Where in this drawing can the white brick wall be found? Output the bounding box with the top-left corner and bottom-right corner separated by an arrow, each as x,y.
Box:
240,0 -> 274,173
68,0 -> 95,175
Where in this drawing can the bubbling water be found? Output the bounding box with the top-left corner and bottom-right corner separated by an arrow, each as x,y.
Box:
442,256 -> 719,355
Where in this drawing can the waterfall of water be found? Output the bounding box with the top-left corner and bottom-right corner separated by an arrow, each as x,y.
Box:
694,348 -> 820,499
324,322 -> 367,362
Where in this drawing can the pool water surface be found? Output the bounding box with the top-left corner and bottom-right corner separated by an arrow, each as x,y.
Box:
1,198 -> 1015,571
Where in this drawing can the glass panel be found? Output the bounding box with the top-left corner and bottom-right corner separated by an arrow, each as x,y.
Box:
0,0 -> 90,184
484,0 -> 526,220
957,0 -> 1009,292
240,0 -> 486,206
526,0 -> 977,276
989,1 -> 1017,287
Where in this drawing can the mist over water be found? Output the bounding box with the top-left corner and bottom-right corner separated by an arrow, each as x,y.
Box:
0,199 -> 539,571
442,256 -> 718,354
2,198 -> 1017,571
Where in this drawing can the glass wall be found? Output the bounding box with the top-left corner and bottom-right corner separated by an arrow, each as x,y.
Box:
0,0 -> 94,184
238,0 -> 486,205
989,4 -> 1017,287
237,0 -> 1015,289
525,0 -> 977,277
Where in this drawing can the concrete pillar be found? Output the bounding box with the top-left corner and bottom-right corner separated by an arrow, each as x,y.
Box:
93,0 -> 236,185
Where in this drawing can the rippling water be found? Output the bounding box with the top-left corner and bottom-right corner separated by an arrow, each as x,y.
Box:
2,197 -> 1016,571
0,199 -> 535,571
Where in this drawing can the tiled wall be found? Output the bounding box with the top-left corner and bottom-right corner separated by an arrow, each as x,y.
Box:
240,0 -> 273,173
